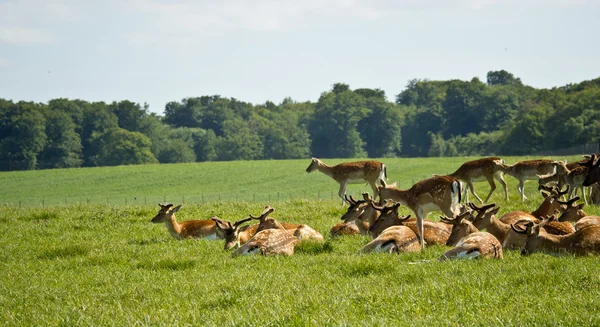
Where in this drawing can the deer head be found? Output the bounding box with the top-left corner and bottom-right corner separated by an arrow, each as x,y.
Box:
212,216 -> 253,250
151,203 -> 181,223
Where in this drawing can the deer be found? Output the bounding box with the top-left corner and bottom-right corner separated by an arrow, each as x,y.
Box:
439,211 -> 503,260
446,157 -> 508,203
557,200 -> 600,231
248,205 -> 324,241
151,203 -> 223,240
212,206 -> 323,250
500,159 -> 561,201
232,228 -> 299,256
329,221 -> 361,237
498,186 -> 574,235
360,226 -> 421,254
511,215 -> 600,256
339,193 -> 381,235
366,202 -> 453,246
305,158 -> 387,205
377,175 -> 462,248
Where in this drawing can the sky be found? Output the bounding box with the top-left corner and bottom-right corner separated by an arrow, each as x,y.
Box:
1,0 -> 599,115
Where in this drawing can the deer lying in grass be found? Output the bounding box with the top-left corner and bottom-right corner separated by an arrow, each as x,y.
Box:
512,215 -> 600,256
499,186 -> 574,235
439,210 -> 503,260
306,158 -> 387,205
377,175 -> 462,248
366,202 -> 453,246
501,159 -> 561,201
228,206 -> 323,256
447,157 -> 508,203
151,203 -> 223,240
557,201 -> 600,231
360,226 -> 421,253
339,194 -> 380,234
331,194 -> 378,237
213,206 -> 323,250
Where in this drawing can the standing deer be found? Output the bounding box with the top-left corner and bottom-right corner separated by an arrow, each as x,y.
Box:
447,157 -> 508,203
151,203 -> 223,240
306,158 -> 387,205
501,159 -> 561,201
377,175 -> 462,248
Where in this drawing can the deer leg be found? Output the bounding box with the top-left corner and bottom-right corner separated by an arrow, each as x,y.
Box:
467,180 -> 483,204
462,182 -> 469,203
368,180 -> 379,201
495,173 -> 509,200
338,181 -> 348,206
518,179 -> 527,201
416,207 -> 426,248
484,175 -> 497,203
581,185 -> 588,205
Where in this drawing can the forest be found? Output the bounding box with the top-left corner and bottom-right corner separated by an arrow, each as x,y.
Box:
1,70 -> 599,171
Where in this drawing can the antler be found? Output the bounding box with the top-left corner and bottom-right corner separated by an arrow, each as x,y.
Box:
510,220 -> 534,234
557,196 -> 580,206
233,217 -> 253,228
468,202 -> 495,212
249,206 -> 275,220
440,210 -> 472,224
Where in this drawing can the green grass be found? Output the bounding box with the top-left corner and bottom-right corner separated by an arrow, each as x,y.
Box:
0,156 -> 598,326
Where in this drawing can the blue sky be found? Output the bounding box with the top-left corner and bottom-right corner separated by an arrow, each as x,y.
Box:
1,0 -> 599,115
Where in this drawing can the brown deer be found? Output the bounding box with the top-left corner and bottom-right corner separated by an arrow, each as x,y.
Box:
512,215 -> 600,256
582,154 -> 600,187
360,226 -> 421,254
557,200 -> 600,231
447,157 -> 508,203
377,175 -> 462,248
367,202 -> 453,246
340,193 -> 381,235
439,212 -> 503,260
249,206 -> 324,241
329,221 -> 361,237
306,158 -> 387,205
232,228 -> 299,256
212,217 -> 258,250
501,159 -> 561,201
151,203 -> 223,240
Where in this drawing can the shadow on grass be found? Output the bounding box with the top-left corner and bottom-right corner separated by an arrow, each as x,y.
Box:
38,244 -> 90,260
135,258 -> 196,271
295,240 -> 334,255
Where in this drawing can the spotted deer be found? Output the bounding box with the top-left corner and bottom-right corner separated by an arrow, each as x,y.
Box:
501,159 -> 561,201
557,200 -> 600,231
511,215 -> 600,256
151,203 -> 223,240
360,226 -> 421,254
447,157 -> 508,203
367,202 -> 453,246
377,175 -> 462,248
439,211 -> 503,260
306,158 -> 387,205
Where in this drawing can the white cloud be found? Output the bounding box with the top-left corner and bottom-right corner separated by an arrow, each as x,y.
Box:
0,26 -> 55,45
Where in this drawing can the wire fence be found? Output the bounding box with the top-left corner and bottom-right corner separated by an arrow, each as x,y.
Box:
2,189 -> 367,209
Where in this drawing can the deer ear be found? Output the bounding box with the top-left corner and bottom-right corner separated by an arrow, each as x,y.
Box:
172,205 -> 182,212
211,217 -> 228,230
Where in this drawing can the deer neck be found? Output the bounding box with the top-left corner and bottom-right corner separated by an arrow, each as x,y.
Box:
530,198 -> 556,218
315,161 -> 335,179
392,189 -> 411,206
164,215 -> 183,239
477,216 -> 509,241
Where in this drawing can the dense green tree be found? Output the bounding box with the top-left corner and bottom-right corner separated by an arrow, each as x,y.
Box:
487,70 -> 523,86
358,92 -> 403,157
308,85 -> 368,158
80,102 -> 119,166
0,100 -> 47,170
158,138 -> 196,163
109,100 -> 149,132
37,109 -> 83,169
442,78 -> 486,137
97,128 -> 158,166
217,118 -> 263,161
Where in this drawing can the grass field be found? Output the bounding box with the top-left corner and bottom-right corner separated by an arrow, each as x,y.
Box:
1,156 -> 599,326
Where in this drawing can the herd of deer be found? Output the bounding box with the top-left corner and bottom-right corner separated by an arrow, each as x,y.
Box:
151,154 -> 600,259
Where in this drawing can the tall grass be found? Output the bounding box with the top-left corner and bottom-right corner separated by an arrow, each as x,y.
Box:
0,156 -> 598,326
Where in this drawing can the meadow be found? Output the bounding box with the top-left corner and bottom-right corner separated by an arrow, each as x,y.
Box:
1,156 -> 599,326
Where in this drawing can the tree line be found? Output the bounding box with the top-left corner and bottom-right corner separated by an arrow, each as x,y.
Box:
1,70 -> 599,171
